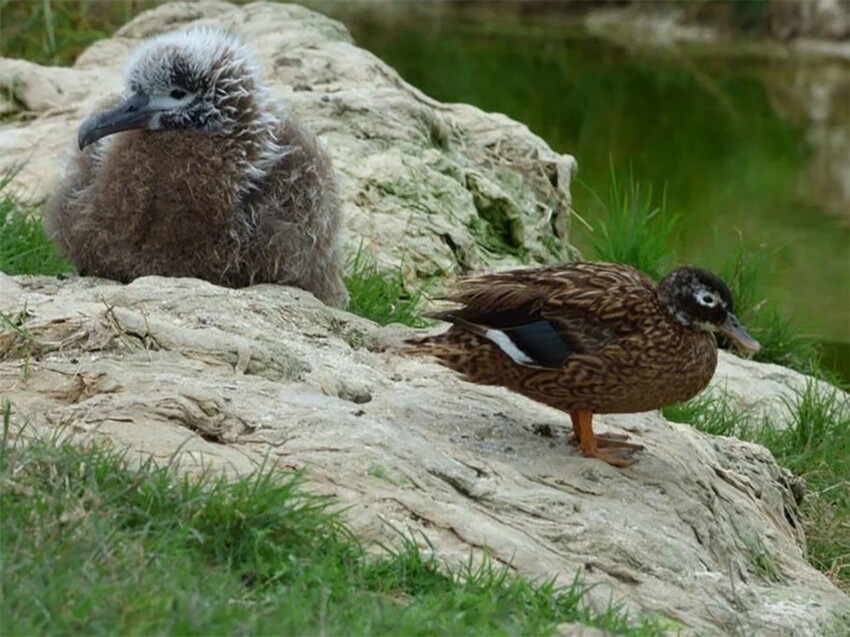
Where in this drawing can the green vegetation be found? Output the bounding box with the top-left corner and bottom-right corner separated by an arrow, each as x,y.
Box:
662,391 -> 750,437
580,163 -> 679,281
680,0 -> 782,37
0,168 -> 72,276
344,247 -> 429,327
664,383 -> 850,590
719,247 -> 822,375
760,386 -> 850,586
0,406 -> 664,636
0,0 -> 158,65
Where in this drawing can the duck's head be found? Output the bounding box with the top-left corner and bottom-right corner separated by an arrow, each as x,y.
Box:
659,266 -> 761,354
78,26 -> 268,149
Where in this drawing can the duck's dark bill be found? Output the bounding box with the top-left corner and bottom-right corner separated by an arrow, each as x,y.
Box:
720,313 -> 761,354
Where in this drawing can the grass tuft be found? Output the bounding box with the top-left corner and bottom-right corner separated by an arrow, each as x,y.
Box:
719,246 -> 821,375
344,247 -> 430,327
759,385 -> 850,585
0,167 -> 72,276
0,410 -> 664,635
662,391 -> 751,437
666,383 -> 850,590
0,0 -> 158,66
580,162 -> 680,282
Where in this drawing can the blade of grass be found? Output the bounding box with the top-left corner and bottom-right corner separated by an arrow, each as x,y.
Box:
0,166 -> 73,276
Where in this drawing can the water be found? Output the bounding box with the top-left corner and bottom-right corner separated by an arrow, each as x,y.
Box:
314,4 -> 849,380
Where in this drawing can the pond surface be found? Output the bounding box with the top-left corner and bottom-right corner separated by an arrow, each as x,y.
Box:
314,3 -> 849,378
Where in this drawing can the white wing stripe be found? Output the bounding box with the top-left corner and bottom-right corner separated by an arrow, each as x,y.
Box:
484,329 -> 536,365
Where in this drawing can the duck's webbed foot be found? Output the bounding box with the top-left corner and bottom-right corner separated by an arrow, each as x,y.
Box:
568,410 -> 642,468
595,433 -> 644,451
586,447 -> 638,467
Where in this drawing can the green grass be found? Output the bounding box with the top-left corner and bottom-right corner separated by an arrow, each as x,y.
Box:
579,163 -> 679,282
344,247 -> 430,327
662,391 -> 752,437
759,385 -> 850,585
719,247 -> 822,374
0,405 -> 664,636
664,383 -> 850,590
0,168 -> 73,276
0,0 -> 159,66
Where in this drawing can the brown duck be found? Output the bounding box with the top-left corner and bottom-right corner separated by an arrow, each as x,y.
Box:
405,262 -> 761,467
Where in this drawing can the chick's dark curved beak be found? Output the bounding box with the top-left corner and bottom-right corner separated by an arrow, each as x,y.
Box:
78,93 -> 154,150
719,312 -> 761,354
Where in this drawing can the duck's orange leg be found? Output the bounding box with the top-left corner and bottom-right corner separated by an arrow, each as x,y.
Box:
572,410 -> 638,468
569,411 -> 583,443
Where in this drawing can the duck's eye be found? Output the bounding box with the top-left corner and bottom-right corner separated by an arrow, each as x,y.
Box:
697,292 -> 718,307
169,89 -> 187,100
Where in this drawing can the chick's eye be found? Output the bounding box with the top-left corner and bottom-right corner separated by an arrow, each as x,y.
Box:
698,293 -> 717,307
169,89 -> 187,100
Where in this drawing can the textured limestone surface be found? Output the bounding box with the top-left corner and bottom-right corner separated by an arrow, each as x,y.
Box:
1,273 -> 848,637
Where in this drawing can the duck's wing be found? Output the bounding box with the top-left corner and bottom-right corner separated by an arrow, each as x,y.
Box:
427,263 -> 658,369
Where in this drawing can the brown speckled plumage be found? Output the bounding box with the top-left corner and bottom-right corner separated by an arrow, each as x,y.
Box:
406,262 -> 760,467
45,27 -> 347,307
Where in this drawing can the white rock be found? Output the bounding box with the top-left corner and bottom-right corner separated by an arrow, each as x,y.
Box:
1,274 -> 847,636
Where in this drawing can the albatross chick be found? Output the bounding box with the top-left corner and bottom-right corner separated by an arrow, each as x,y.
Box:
46,26 -> 347,307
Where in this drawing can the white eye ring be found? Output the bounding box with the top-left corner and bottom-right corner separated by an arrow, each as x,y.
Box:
697,292 -> 717,307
